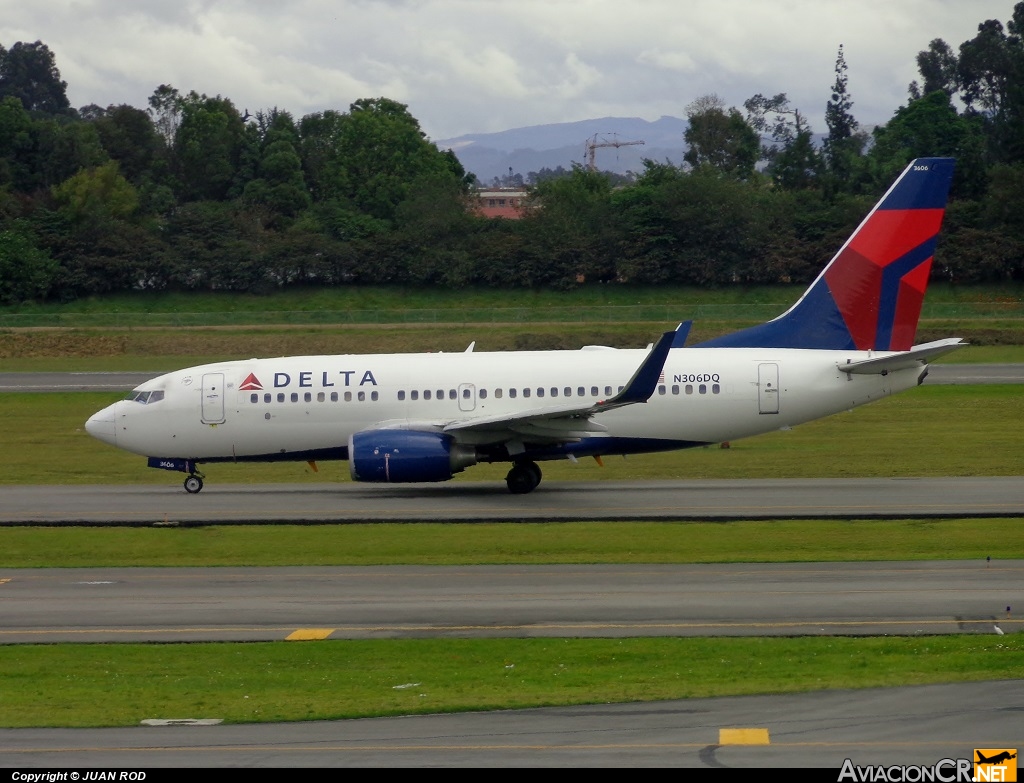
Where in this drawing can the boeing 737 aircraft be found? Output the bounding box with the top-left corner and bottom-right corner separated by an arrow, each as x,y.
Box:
86,158 -> 964,494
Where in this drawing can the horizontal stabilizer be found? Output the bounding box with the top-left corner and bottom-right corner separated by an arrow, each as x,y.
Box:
838,338 -> 967,375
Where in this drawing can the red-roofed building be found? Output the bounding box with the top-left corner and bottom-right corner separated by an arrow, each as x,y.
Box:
473,188 -> 529,219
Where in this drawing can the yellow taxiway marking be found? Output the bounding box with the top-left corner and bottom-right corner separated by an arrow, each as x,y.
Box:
285,628 -> 335,641
719,728 -> 770,745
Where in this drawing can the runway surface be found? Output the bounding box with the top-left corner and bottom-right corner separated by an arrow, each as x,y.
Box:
2,681 -> 1020,767
2,561 -> 1020,644
0,364 -> 1021,392
2,476 -> 1023,524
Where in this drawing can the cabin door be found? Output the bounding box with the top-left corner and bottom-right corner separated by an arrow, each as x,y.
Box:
757,363 -> 779,414
201,372 -> 226,424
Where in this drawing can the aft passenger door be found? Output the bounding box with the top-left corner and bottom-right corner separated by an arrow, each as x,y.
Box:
757,363 -> 779,414
201,372 -> 226,424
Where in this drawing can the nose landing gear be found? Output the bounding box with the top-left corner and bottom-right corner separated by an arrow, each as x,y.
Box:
183,472 -> 205,494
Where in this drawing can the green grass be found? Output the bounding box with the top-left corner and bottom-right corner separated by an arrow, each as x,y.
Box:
1,635 -> 1021,728
2,518 -> 1022,567
0,385 -> 1019,486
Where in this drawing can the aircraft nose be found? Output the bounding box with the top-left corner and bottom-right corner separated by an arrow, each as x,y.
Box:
85,404 -> 118,446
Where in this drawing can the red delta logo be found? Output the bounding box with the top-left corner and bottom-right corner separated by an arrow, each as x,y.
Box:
239,373 -> 263,391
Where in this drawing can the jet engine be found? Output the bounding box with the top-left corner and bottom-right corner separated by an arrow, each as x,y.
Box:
348,430 -> 478,483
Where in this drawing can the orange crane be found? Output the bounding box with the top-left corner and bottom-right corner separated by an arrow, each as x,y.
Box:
584,133 -> 645,171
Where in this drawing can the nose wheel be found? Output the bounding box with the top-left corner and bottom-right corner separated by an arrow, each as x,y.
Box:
184,473 -> 205,494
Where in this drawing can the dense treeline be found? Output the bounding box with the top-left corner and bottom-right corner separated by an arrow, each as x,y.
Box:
2,7 -> 1024,306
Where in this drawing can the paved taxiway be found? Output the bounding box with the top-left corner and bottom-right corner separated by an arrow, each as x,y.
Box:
2,681 -> 1020,767
2,561 -> 1020,644
3,476 -> 1023,524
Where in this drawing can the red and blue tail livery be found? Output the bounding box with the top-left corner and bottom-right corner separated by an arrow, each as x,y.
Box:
87,158 -> 965,495
694,158 -> 955,351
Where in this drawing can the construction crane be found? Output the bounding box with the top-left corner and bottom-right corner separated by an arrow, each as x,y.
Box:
584,133 -> 646,171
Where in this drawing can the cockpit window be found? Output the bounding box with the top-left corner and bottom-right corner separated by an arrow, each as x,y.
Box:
127,390 -> 165,404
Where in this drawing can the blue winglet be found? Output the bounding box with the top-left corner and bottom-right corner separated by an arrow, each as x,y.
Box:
672,321 -> 692,348
597,328 -> 675,409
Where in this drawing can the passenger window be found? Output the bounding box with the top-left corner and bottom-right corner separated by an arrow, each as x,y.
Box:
449,389 -> 457,400
344,391 -> 352,402
371,391 -> 379,401
317,392 -> 325,402
424,390 -> 432,400
657,385 -> 666,395
672,385 -> 680,395
462,388 -> 471,399
358,391 -> 366,401
686,385 -> 693,395
550,388 -> 557,397
712,384 -> 721,394
509,388 -> 517,399
604,386 -> 612,396
523,388 -> 531,398
304,392 -> 312,402
398,390 -> 406,401
699,384 -> 707,395
495,388 -> 503,399
290,392 -> 298,403
591,386 -> 599,396
411,390 -> 419,401
536,388 -> 544,398
264,393 -> 271,403
277,393 -> 285,403
331,392 -> 338,402
480,389 -> 487,399
250,393 -> 258,403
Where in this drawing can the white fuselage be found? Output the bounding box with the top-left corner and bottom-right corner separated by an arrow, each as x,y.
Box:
87,345 -> 923,463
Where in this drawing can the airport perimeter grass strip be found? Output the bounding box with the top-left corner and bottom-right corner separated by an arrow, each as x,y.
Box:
1,519 -> 1023,567
0,636 -> 1021,728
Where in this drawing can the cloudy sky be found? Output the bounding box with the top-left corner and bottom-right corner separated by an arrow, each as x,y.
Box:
0,1 -> 1015,141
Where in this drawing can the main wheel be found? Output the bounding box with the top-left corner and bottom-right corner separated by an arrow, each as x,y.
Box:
506,461 -> 541,494
184,475 -> 204,494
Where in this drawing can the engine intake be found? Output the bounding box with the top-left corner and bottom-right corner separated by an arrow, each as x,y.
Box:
349,430 -> 478,483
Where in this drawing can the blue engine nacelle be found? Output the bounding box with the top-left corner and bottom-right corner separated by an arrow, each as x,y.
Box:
348,430 -> 478,483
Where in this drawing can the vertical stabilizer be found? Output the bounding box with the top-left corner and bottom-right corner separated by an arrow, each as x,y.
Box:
694,158 -> 955,350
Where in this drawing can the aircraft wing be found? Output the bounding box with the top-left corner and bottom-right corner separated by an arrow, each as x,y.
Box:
837,338 -> 968,375
442,328 -> 677,439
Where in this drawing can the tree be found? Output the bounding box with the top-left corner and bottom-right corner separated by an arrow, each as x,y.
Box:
312,97 -> 467,224
0,41 -> 70,115
909,38 -> 960,99
868,90 -> 987,197
745,93 -> 820,189
241,109 -> 310,220
823,45 -> 865,186
51,160 -> 139,225
173,92 -> 248,202
147,84 -> 183,147
683,94 -> 760,178
0,221 -> 58,303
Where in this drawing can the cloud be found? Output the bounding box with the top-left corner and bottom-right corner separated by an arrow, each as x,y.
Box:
0,0 -> 1011,138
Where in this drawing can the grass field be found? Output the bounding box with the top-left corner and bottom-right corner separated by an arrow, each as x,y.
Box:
2,636 -> 1022,728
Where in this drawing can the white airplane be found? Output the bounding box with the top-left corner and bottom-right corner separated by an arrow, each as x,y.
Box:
86,157 -> 964,495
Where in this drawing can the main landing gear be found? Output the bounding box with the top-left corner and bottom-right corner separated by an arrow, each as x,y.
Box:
505,461 -> 542,494
183,469 -> 206,494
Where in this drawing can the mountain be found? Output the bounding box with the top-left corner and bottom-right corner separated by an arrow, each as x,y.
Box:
435,115 -> 687,184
